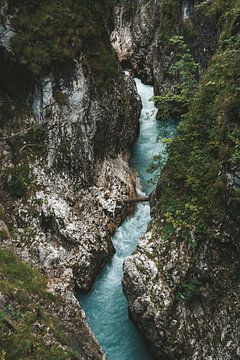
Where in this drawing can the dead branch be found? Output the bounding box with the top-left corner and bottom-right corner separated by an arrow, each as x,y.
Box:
0,126 -> 32,141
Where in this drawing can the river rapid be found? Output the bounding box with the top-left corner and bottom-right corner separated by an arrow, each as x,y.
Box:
78,77 -> 176,360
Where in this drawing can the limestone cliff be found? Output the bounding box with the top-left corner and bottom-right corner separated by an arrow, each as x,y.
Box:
111,0 -> 218,91
121,1 -> 240,359
0,1 -> 141,357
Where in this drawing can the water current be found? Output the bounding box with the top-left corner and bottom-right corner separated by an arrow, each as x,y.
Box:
78,77 -> 176,360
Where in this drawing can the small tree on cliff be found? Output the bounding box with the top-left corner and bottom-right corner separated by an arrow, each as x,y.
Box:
151,35 -> 198,120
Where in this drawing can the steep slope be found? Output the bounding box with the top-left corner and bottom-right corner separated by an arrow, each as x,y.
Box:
0,248 -> 105,360
122,1 -> 240,359
0,0 -> 141,357
111,0 -> 218,90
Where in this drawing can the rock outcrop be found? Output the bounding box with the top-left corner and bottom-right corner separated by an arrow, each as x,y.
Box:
111,0 -> 218,91
111,0 -> 162,83
121,1 -> 240,359
123,222 -> 240,359
0,1 -> 141,357
0,247 -> 107,359
111,0 -> 183,89
1,64 -> 141,291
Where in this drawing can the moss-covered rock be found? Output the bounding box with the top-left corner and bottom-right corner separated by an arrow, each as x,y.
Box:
0,248 -> 105,359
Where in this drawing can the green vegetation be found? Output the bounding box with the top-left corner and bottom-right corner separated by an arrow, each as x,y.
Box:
176,278 -> 200,301
0,121 -> 47,199
3,164 -> 31,199
151,36 -> 198,120
159,0 -> 182,42
25,123 -> 46,144
4,0 -> 118,86
0,228 -> 10,240
1,350 -> 6,360
154,1 -> 240,246
0,248 -> 78,359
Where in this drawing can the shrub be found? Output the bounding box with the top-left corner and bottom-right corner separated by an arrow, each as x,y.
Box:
151,36 -> 198,120
5,164 -> 31,199
176,278 -> 200,301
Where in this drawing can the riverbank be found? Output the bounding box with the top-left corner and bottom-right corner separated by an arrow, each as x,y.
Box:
78,77 -> 176,359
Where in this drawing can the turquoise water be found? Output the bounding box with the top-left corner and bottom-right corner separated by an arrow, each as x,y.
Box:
77,78 -> 176,360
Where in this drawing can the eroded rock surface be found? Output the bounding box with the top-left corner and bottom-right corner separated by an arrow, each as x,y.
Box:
0,4 -> 141,356
111,0 -> 218,91
111,0 -> 183,88
123,223 -> 240,359
1,60 -> 141,288
119,1 -> 240,359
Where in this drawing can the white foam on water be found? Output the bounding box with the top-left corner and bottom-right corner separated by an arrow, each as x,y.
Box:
78,77 -> 176,360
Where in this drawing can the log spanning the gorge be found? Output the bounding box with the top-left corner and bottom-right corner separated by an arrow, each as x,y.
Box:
123,196 -> 150,203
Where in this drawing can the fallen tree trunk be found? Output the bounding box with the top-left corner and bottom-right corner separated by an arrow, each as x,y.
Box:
122,196 -> 150,203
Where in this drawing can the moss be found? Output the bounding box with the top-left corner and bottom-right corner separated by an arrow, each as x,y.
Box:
0,206 -> 5,221
24,123 -> 46,144
0,248 -> 78,359
84,39 -> 119,90
3,0 -> 118,86
3,163 -> 32,199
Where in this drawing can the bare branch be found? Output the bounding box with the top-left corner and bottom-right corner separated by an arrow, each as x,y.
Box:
0,126 -> 32,141
19,143 -> 46,153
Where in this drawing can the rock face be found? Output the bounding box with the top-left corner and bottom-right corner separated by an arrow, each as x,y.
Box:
1,64 -> 141,292
0,2 -> 141,357
111,0 -> 161,83
123,223 -> 240,359
111,0 -> 183,89
120,1 -> 240,359
111,0 -> 218,91
32,64 -> 141,185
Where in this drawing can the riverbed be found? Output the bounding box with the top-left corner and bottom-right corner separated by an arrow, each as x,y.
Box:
78,77 -> 176,360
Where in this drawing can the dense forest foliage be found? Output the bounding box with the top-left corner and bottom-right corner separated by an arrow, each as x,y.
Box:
0,0 -> 118,104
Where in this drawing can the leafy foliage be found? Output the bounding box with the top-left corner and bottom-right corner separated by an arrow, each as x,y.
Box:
151,36 -> 198,120
176,278 -> 200,301
154,2 -> 240,246
1,0 -> 118,96
4,164 -> 31,199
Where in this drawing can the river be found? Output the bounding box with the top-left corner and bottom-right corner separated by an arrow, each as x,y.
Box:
77,77 -> 176,360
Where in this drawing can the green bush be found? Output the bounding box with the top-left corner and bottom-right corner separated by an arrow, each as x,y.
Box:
7,173 -> 30,199
155,7 -> 240,245
3,162 -> 32,199
176,278 -> 200,301
5,0 -> 118,86
151,36 -> 198,120
24,123 -> 46,143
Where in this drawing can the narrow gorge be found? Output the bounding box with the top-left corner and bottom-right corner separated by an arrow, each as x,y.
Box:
0,0 -> 240,359
78,77 -> 176,359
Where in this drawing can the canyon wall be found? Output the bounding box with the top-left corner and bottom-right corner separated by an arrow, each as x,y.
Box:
0,1 -> 141,357
116,1 -> 240,359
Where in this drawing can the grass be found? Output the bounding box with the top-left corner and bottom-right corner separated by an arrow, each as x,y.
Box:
0,248 -> 78,359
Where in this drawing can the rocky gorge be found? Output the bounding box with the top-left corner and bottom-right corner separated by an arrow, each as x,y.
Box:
1,0 -> 240,359
0,1 -> 142,358
113,0 -> 240,359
